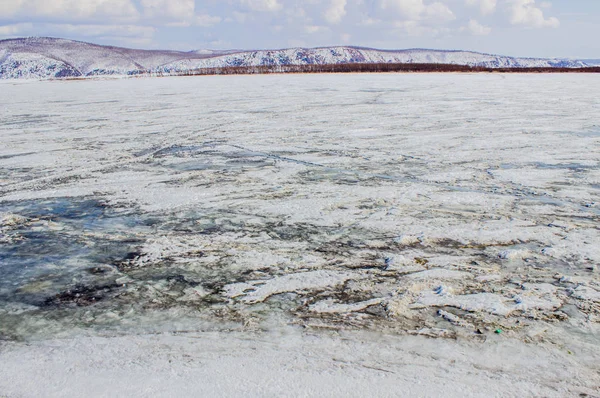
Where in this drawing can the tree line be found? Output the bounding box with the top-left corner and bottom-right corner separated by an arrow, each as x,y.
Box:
155,63 -> 600,77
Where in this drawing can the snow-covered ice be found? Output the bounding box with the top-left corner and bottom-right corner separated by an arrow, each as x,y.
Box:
0,73 -> 599,396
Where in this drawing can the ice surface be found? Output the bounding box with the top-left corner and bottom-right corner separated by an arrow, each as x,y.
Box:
0,74 -> 599,395
403,269 -> 471,280
415,290 -> 562,316
2,330 -> 599,398
223,270 -> 353,304
1,74 -> 598,338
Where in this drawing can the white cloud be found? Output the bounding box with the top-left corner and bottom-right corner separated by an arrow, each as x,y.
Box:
465,0 -> 497,15
284,6 -> 306,19
380,0 -> 455,23
230,11 -> 249,23
394,20 -> 450,37
239,0 -> 282,12
0,22 -> 154,41
463,19 -> 491,35
359,17 -> 381,26
138,0 -> 220,27
377,0 -> 455,39
195,14 -> 222,27
508,0 -> 559,28
0,22 -> 33,36
168,14 -> 221,27
46,0 -> 138,20
0,0 -> 221,31
0,0 -> 139,21
424,2 -> 456,22
0,0 -> 27,17
305,25 -> 327,34
51,23 -> 155,38
324,0 -> 347,24
140,0 -> 194,20
380,0 -> 427,20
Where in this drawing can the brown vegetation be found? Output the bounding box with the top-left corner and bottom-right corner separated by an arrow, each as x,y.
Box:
161,63 -> 600,77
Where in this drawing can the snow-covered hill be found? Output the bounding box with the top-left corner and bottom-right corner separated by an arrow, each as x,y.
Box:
157,46 -> 589,73
0,37 -> 590,80
0,37 -> 219,79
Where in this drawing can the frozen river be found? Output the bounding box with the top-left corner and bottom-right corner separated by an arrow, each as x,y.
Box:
1,74 -> 599,396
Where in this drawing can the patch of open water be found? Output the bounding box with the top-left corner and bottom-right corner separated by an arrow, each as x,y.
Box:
0,198 -> 148,306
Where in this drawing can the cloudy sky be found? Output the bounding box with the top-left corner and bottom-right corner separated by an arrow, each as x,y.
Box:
0,1 -> 597,58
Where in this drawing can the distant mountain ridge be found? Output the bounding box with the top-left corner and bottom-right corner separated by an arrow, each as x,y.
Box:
582,59 -> 600,66
0,37 -> 591,80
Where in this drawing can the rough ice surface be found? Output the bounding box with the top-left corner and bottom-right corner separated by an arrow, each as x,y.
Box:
404,269 -> 472,280
414,290 -> 562,317
309,298 -> 384,314
0,73 -> 599,395
223,270 -> 353,304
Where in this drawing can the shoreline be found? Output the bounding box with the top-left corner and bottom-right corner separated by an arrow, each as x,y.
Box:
1,64 -> 600,83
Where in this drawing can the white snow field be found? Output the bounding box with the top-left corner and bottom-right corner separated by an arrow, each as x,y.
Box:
0,74 -> 599,397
